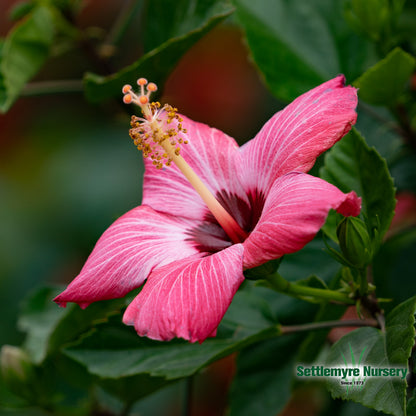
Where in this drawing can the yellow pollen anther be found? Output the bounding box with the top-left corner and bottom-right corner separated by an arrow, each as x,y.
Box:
137,78 -> 148,86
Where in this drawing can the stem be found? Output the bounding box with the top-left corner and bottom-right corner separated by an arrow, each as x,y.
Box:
21,80 -> 84,97
267,272 -> 355,304
280,318 -> 378,334
358,268 -> 368,296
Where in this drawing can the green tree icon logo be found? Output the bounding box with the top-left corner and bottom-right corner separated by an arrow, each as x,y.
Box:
341,343 -> 367,395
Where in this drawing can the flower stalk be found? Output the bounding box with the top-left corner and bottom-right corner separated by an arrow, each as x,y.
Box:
266,272 -> 355,304
357,268 -> 369,296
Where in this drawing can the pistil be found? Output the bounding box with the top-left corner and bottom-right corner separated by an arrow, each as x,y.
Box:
157,133 -> 248,244
122,78 -> 248,244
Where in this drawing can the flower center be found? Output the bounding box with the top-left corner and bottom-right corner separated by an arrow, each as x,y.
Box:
122,78 -> 248,244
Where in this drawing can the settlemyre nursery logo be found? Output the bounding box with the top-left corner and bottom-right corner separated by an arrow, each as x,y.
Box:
295,343 -> 407,395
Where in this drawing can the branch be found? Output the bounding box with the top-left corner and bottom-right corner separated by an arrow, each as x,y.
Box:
280,318 -> 379,335
266,272 -> 355,305
21,80 -> 84,97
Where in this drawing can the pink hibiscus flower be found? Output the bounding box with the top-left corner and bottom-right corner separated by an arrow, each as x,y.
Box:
55,75 -> 360,343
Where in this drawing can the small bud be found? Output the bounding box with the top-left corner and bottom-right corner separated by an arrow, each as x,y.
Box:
1,345 -> 36,400
337,217 -> 373,268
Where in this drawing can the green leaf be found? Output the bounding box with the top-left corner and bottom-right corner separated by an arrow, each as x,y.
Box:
320,128 -> 396,245
326,296 -> 416,416
391,0 -> 406,20
143,0 -> 233,52
233,0 -> 376,101
390,152 -> 416,194
408,395 -> 416,416
355,104 -> 403,163
228,334 -> 302,416
344,0 -> 390,42
0,343 -> 94,413
279,235 -> 342,284
9,1 -> 35,21
354,47 -> 416,105
63,287 -> 280,381
97,374 -> 170,406
18,286 -> 127,364
338,401 -> 385,416
84,0 -> 234,103
61,283 -> 319,402
0,5 -> 55,113
373,229 -> 416,313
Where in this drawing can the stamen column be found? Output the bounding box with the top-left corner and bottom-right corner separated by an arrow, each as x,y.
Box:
122,78 -> 249,245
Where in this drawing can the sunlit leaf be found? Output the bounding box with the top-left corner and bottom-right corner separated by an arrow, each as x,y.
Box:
84,0 -> 234,102
354,47 -> 416,105
0,6 -> 54,113
233,0 -> 376,101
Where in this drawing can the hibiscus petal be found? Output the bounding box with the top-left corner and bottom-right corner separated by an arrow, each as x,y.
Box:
142,115 -> 248,220
54,205 -> 201,308
243,172 -> 361,269
241,75 -> 358,194
123,244 -> 245,343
